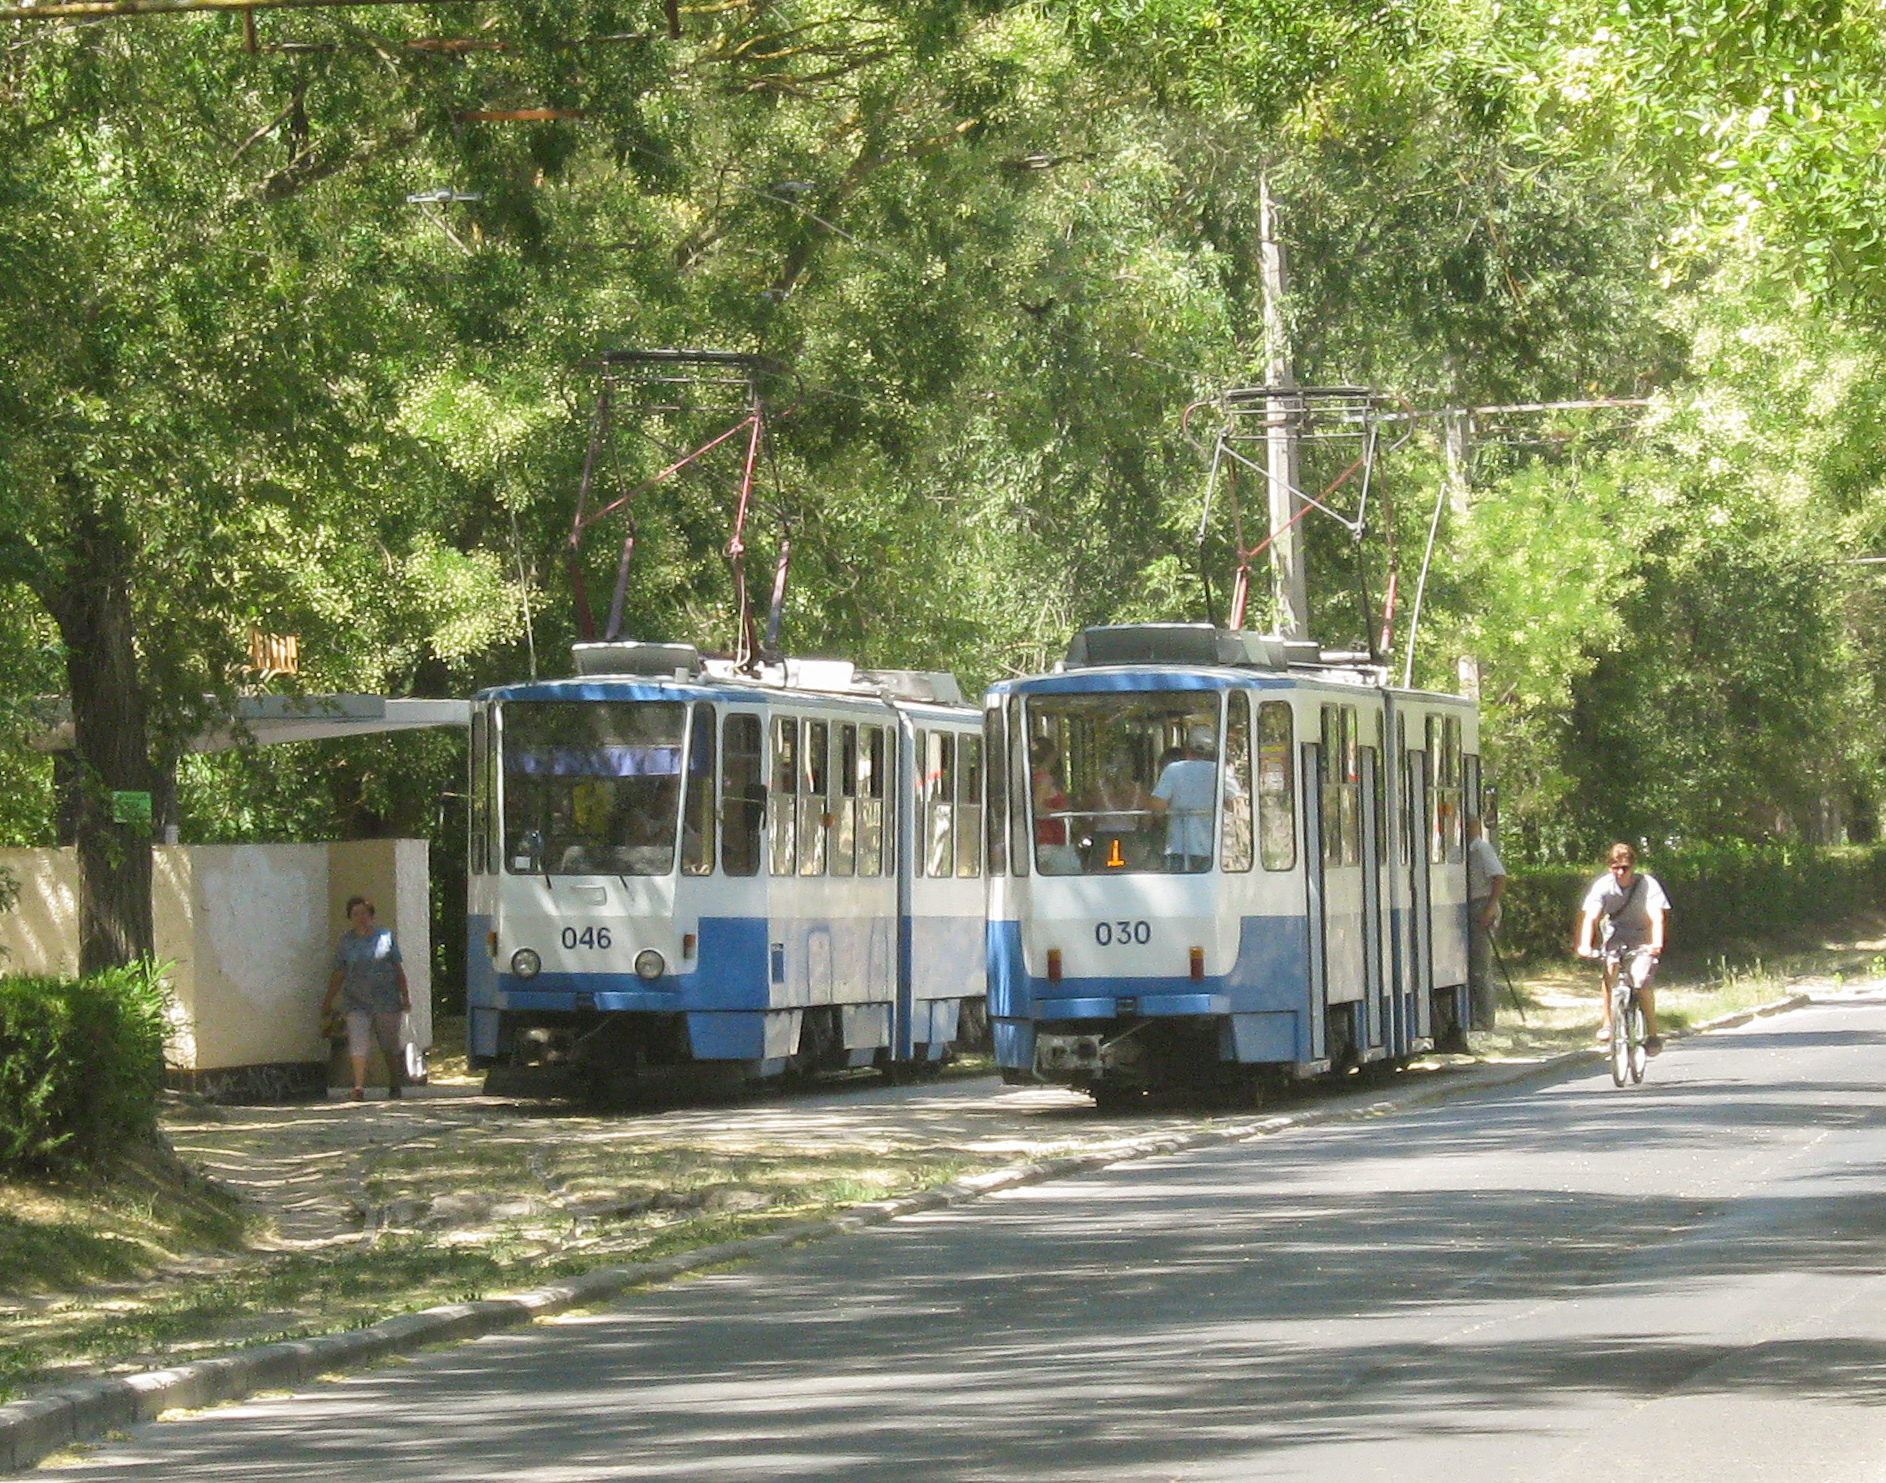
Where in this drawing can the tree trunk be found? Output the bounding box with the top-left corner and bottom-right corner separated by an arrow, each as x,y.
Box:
44,486 -> 154,973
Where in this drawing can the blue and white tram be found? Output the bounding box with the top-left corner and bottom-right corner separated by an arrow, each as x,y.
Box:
466,641 -> 987,1097
985,624 -> 1480,1103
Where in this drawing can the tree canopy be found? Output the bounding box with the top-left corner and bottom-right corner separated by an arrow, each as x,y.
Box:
3,0 -> 1883,976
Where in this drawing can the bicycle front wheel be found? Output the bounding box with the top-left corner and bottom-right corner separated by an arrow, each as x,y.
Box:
1627,1000 -> 1648,1084
1610,985 -> 1631,1087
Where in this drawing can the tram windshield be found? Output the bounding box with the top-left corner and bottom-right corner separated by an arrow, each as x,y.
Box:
501,701 -> 688,875
1021,693 -> 1233,875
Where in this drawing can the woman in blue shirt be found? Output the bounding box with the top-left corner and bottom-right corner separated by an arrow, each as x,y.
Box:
320,895 -> 412,1101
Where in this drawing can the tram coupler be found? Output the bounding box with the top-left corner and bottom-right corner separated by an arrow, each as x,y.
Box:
1034,1020 -> 1151,1082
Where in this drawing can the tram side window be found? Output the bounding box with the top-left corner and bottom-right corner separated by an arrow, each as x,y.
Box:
486,711 -> 503,872
682,704 -> 715,876
720,713 -> 764,877
911,729 -> 927,878
1257,701 -> 1295,871
770,716 -> 798,876
1366,709 -> 1385,867
1428,714 -> 1465,865
927,731 -> 956,879
1320,706 -> 1339,866
1341,708 -> 1361,866
1006,696 -> 1030,877
1446,717 -> 1464,862
469,708 -> 489,875
985,709 -> 1008,877
957,733 -> 983,878
1396,714 -> 1412,866
1427,715 -> 1443,864
1321,704 -> 1361,867
799,720 -> 829,877
831,724 -> 858,878
1220,693 -> 1254,873
858,724 -> 886,877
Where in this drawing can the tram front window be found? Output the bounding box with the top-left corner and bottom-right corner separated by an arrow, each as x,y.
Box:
1022,693 -> 1228,875
501,701 -> 688,875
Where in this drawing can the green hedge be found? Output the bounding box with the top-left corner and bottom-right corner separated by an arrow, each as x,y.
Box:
0,964 -> 171,1174
1497,844 -> 1886,964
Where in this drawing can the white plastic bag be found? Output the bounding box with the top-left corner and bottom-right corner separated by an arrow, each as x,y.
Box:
399,1013 -> 428,1085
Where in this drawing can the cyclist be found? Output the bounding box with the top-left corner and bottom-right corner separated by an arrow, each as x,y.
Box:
1574,842 -> 1670,1055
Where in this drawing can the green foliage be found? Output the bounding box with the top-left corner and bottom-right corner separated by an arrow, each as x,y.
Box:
1496,845 -> 1886,963
1493,864 -> 1590,965
1422,458 -> 1642,858
0,964 -> 172,1174
0,0 -> 1884,953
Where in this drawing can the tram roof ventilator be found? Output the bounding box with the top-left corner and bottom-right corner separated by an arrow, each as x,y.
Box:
1062,623 -> 1379,677
572,640 -> 706,679
571,640 -> 962,704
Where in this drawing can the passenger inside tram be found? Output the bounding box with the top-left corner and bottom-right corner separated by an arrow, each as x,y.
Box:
1086,747 -> 1156,872
1149,724 -> 1227,873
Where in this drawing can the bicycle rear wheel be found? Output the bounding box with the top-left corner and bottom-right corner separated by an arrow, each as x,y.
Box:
1626,999 -> 1648,1084
1610,983 -> 1631,1087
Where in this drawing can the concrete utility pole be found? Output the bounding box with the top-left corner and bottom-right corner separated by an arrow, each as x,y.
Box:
1444,411 -> 1471,519
1260,169 -> 1309,641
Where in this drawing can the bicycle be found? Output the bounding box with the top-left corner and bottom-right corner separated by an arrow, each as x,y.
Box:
1601,943 -> 1651,1087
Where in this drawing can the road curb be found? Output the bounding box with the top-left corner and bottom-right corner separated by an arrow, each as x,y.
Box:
1687,992 -> 1814,1034
0,994 -> 1822,1473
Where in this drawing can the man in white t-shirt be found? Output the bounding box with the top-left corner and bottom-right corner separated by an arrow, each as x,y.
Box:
1150,724 -> 1224,873
1466,817 -> 1506,1031
1574,841 -> 1670,1054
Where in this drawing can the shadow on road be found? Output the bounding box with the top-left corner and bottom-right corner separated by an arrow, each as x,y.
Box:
71,1007 -> 1886,1480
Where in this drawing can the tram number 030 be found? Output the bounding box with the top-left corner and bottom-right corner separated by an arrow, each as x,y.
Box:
1094,920 -> 1152,947
561,926 -> 613,950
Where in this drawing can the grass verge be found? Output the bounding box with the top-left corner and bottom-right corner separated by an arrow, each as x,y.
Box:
0,1137 -> 250,1401
1471,920 -> 1886,1061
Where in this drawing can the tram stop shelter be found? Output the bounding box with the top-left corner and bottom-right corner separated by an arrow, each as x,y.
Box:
3,695 -> 470,1101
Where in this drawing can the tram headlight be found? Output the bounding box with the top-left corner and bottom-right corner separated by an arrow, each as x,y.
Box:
634,949 -> 666,981
510,948 -> 542,980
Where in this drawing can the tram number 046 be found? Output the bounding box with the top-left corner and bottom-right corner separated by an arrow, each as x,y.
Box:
561,926 -> 613,950
1094,920 -> 1152,947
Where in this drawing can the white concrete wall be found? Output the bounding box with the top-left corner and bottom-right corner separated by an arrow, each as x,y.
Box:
0,840 -> 431,1072
181,845 -> 331,1070
0,849 -> 80,980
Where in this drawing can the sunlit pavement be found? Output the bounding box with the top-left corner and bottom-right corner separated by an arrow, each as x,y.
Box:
67,991 -> 1886,1481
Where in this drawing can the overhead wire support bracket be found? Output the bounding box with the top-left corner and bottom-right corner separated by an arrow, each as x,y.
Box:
1186,385 -> 1412,645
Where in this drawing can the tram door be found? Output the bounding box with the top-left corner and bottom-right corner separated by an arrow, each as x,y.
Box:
1382,704 -> 1417,1054
1358,740 -> 1386,1055
1406,731 -> 1434,1041
1301,734 -> 1330,1066
893,713 -> 919,1060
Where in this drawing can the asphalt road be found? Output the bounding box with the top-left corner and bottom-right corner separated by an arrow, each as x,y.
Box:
60,993 -> 1886,1481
